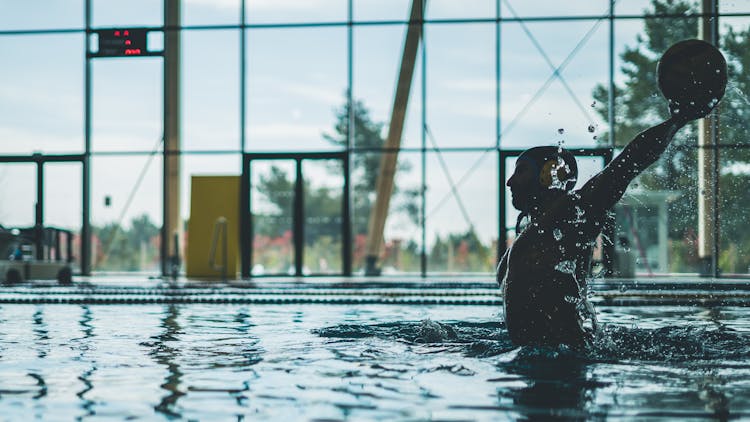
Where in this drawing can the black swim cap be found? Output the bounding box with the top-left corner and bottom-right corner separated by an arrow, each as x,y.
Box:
516,146 -> 578,191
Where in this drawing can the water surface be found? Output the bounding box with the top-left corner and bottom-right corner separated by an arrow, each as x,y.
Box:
0,304 -> 748,420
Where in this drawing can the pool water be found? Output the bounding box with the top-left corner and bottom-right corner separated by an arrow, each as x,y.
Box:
1,303 -> 749,420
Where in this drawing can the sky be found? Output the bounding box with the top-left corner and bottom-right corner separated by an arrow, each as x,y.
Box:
1,0 -> 749,254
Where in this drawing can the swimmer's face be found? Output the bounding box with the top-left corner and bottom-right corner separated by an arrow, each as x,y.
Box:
507,159 -> 539,212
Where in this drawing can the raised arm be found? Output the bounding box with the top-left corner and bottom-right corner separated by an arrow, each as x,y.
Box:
578,115 -> 689,213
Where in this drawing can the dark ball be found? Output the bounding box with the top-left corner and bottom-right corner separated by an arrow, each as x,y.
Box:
657,39 -> 727,118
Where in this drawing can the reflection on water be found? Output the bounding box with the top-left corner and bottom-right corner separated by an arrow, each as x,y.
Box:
148,305 -> 185,418
0,304 -> 749,420
76,306 -> 96,418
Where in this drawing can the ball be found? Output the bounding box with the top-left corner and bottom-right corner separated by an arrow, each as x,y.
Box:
657,39 -> 727,118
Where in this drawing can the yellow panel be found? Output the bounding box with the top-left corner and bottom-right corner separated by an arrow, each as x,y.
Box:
186,175 -> 240,278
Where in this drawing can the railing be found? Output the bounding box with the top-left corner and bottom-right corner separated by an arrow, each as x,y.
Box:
208,217 -> 228,281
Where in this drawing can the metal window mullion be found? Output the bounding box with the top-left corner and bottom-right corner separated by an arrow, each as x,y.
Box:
82,0 -> 92,275
420,0 -> 427,277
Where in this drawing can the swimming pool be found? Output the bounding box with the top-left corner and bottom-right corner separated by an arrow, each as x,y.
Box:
1,282 -> 749,420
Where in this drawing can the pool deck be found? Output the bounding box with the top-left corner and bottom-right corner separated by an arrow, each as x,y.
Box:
1,274 -> 749,306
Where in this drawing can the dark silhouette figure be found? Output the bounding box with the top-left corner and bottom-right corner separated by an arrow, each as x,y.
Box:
497,39 -> 727,348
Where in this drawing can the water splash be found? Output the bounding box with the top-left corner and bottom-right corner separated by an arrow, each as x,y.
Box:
573,205 -> 587,224
416,319 -> 458,343
554,260 -> 576,275
314,320 -> 750,363
553,228 -> 563,241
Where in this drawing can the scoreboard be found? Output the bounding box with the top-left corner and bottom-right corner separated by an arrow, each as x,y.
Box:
91,28 -> 160,58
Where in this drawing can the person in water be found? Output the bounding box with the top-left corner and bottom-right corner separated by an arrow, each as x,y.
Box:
497,103 -> 714,348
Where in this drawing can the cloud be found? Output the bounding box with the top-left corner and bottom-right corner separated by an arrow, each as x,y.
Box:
249,123 -> 328,139
0,126 -> 82,154
282,82 -> 342,105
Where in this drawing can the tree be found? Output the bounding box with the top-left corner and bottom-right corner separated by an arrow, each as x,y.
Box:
322,98 -> 420,235
592,0 -> 750,272
428,229 -> 492,273
93,213 -> 159,271
253,165 -> 342,242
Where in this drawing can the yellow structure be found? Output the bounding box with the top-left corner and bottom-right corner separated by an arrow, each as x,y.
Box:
186,175 -> 240,279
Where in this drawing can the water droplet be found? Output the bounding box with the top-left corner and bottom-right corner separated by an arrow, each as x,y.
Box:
590,101 -> 596,107
593,135 -> 598,140
588,124 -> 596,133
553,228 -> 563,241
555,260 -> 576,275
558,128 -> 565,134
619,284 -> 628,293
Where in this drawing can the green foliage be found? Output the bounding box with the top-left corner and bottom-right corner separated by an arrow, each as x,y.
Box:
323,97 -> 420,234
251,96 -> 497,274
428,229 -> 493,273
593,0 -> 750,273
592,0 -> 698,146
93,213 -> 160,271
253,166 -> 343,244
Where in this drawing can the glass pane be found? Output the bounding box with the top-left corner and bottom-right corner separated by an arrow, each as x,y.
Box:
717,16 -> 750,274
350,152 -> 421,274
92,59 -> 163,152
250,160 -> 295,275
44,162 -> 82,270
720,145 -> 750,275
428,0 -> 495,20
181,154 -> 241,224
303,159 -> 343,275
0,0 -> 83,31
616,0 -> 653,16
618,143 -> 699,274
184,0 -> 240,26
426,23 -> 495,148
354,0 -> 410,22
721,2 -> 750,13
183,30 -> 240,151
501,0 -> 607,18
612,15 -> 700,147
426,151 -> 496,274
91,155 -> 162,273
246,0 -> 347,24
500,20 -> 609,149
0,163 -> 36,228
0,34 -> 84,154
92,0 -> 163,28
353,25 -> 422,150
246,27 -> 347,151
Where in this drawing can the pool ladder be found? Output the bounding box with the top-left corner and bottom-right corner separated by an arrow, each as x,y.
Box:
208,217 -> 228,281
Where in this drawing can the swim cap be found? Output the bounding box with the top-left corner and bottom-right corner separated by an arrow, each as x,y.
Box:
517,146 -> 578,191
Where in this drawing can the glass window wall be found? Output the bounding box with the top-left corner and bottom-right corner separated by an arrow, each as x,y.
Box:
0,0 -> 747,277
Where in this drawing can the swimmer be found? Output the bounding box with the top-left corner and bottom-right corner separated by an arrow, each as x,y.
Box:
497,40 -> 727,348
